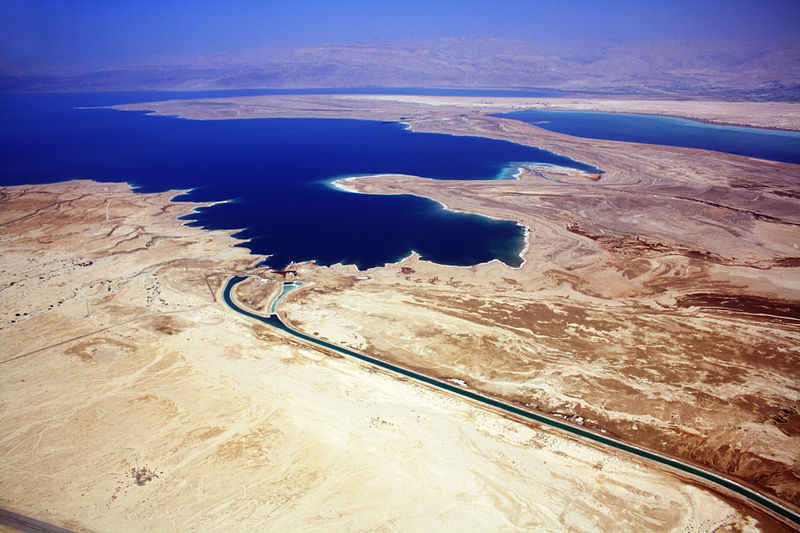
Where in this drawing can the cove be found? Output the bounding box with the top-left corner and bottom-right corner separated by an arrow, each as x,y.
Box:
0,93 -> 592,270
497,109 -> 800,165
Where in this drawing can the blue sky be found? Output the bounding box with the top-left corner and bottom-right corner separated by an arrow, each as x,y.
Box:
2,0 -> 800,70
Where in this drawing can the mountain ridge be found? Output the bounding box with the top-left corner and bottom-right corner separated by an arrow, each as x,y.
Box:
3,36 -> 798,100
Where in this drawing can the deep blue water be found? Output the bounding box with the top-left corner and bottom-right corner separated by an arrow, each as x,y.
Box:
0,92 -> 589,269
497,109 -> 800,165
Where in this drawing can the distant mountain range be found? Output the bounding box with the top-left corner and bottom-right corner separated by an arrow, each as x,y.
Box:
3,37 -> 798,99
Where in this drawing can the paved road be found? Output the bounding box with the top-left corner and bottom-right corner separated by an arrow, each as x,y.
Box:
223,275 -> 800,527
0,509 -> 76,533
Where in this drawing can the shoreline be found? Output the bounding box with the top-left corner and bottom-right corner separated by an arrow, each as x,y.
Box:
524,104 -> 800,134
329,175 -> 529,270
112,94 -> 800,132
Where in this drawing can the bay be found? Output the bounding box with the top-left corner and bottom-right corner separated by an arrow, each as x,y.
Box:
0,93 -> 586,269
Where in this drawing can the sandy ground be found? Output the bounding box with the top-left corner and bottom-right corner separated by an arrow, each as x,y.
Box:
116,94 -> 800,130
117,94 -> 800,515
2,181 -> 783,531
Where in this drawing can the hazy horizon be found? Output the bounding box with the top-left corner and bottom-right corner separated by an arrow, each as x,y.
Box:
1,0 -> 799,99
3,0 -> 800,72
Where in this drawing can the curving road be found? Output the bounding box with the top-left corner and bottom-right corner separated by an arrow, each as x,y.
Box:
224,275 -> 800,527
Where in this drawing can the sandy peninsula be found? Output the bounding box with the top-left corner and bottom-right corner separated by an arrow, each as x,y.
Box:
116,93 -> 800,131
2,93 -> 799,531
335,95 -> 800,131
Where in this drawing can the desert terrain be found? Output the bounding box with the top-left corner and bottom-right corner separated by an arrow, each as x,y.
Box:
1,93 -> 799,531
119,94 -> 800,517
0,181 -> 781,531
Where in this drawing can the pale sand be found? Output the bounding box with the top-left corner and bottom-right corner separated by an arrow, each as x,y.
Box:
0,181 -> 776,531
289,114 -> 800,512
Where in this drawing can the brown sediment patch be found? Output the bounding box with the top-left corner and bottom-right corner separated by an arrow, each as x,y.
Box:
128,466 -> 160,487
64,337 -> 136,363
251,323 -> 278,342
771,406 -> 800,436
214,426 -> 281,464
144,315 -> 193,335
676,293 -> 800,321
566,223 -> 678,255
772,257 -> 800,268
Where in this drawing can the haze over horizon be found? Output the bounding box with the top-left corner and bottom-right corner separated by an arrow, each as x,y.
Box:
2,0 -> 799,98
